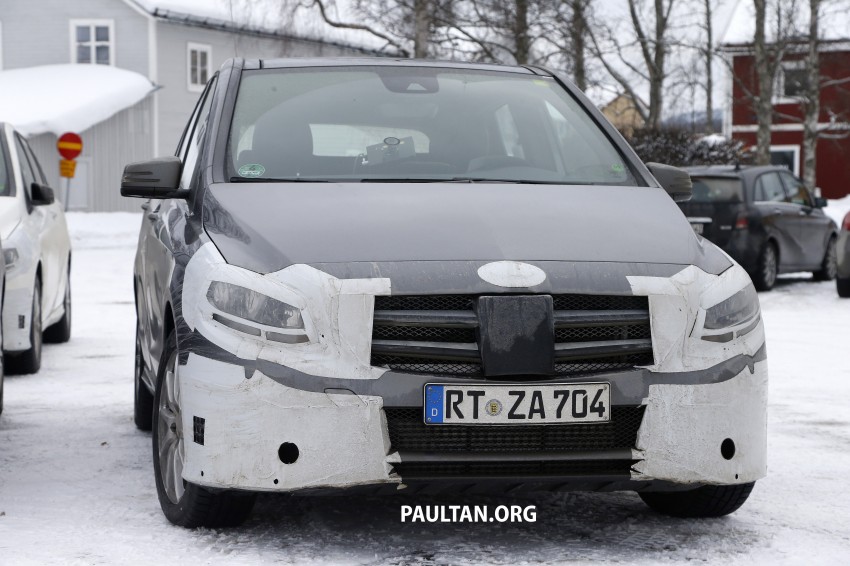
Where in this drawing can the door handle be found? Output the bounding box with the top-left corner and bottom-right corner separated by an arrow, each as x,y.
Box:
140,202 -> 150,211
147,213 -> 158,222
798,210 -> 807,216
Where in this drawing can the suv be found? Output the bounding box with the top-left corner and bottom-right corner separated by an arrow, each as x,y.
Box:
123,59 -> 768,527
681,165 -> 838,290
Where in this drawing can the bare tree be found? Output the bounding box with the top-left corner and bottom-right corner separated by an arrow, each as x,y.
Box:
801,0 -> 821,190
701,0 -> 715,133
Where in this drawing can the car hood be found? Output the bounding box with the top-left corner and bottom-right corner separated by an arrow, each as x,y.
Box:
203,182 -> 731,275
0,197 -> 22,240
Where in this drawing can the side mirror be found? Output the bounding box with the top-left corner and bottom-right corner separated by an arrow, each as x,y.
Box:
814,196 -> 828,208
646,162 -> 692,202
121,156 -> 183,199
31,183 -> 55,206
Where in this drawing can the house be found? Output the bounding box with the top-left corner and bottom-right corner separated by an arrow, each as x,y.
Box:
0,0 -> 386,211
600,94 -> 646,137
721,0 -> 850,199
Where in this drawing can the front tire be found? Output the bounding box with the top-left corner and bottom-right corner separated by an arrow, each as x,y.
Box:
152,330 -> 255,528
44,263 -> 72,343
837,277 -> 850,298
639,482 -> 756,518
753,242 -> 778,291
8,279 -> 42,374
813,237 -> 837,281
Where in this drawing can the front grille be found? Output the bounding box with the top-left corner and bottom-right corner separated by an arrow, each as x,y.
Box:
384,406 -> 645,453
370,294 -> 653,377
392,460 -> 634,478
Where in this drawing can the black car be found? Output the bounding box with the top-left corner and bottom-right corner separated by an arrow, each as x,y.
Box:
681,165 -> 838,290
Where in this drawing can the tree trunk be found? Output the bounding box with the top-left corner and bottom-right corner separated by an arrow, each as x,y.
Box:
703,0 -> 714,134
569,0 -> 588,91
514,0 -> 530,64
753,0 -> 774,165
802,0 -> 821,191
413,0 -> 430,58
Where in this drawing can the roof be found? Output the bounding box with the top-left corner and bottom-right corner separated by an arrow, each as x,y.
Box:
249,57 -> 538,74
722,0 -> 850,46
128,0 -> 393,54
0,65 -> 156,137
685,164 -> 788,180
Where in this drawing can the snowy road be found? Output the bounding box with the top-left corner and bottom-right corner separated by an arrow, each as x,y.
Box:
1,212 -> 849,565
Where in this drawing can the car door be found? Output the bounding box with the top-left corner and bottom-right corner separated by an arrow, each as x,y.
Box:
752,171 -> 804,268
778,171 -> 833,269
140,78 -> 217,377
18,136 -> 68,319
12,135 -> 46,304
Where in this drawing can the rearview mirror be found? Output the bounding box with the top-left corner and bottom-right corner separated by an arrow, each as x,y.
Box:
646,162 -> 692,202
814,196 -> 828,208
121,157 -> 183,199
31,183 -> 55,206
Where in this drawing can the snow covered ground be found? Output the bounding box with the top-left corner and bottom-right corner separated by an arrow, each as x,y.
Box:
1,210 -> 849,565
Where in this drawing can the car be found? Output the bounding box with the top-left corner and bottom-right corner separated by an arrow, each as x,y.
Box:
0,123 -> 72,375
680,165 -> 838,291
123,58 -> 768,527
837,211 -> 850,297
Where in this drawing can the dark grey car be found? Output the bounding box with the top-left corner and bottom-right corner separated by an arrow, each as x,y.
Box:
681,165 -> 838,290
837,211 -> 850,297
123,59 -> 768,528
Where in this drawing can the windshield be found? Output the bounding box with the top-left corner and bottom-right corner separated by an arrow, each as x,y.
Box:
227,66 -> 637,185
690,177 -> 744,203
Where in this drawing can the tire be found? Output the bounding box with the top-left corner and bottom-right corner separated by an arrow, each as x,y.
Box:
813,237 -> 838,281
639,482 -> 756,518
8,279 -> 42,374
134,320 -> 153,431
44,263 -> 72,343
838,277 -> 850,298
152,330 -> 255,528
753,242 -> 778,291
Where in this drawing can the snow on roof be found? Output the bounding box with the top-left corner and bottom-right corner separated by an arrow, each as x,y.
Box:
722,0 -> 850,46
0,64 -> 156,137
130,0 -> 393,53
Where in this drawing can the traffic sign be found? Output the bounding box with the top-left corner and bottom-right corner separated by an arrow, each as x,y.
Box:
59,159 -> 77,178
57,132 -> 83,160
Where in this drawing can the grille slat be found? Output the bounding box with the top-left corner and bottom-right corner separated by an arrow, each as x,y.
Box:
371,294 -> 653,377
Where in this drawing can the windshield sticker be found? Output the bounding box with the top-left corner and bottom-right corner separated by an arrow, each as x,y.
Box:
238,163 -> 266,178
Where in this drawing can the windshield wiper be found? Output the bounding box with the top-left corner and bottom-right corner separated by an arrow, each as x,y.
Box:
229,177 -> 330,183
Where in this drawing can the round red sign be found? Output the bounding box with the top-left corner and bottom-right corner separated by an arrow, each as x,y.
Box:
57,132 -> 83,160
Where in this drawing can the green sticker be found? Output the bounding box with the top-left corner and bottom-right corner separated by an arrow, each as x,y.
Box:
238,163 -> 266,178
611,163 -> 625,173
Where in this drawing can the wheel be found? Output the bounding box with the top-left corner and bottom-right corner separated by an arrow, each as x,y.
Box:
44,263 -> 72,343
813,237 -> 837,281
134,320 -> 153,431
639,482 -> 756,518
8,278 -> 42,374
753,242 -> 778,291
838,277 -> 850,298
152,330 -> 255,528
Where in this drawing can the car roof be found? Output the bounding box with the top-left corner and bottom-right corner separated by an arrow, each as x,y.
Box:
684,164 -> 792,182
244,57 -> 542,75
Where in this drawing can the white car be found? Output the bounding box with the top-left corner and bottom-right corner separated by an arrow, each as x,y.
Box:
0,123 -> 72,374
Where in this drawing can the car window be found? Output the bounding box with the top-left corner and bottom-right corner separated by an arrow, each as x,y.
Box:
180,77 -> 217,190
778,171 -> 812,206
227,66 -> 636,185
690,177 -> 743,203
755,172 -> 786,202
14,135 -> 37,202
0,141 -> 10,196
20,137 -> 46,184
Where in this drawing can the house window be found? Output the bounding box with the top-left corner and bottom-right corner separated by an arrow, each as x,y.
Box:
71,20 -> 114,65
776,61 -> 809,99
770,145 -> 800,176
187,43 -> 212,92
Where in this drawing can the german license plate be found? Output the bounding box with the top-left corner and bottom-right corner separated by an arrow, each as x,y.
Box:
423,383 -> 610,425
690,222 -> 704,235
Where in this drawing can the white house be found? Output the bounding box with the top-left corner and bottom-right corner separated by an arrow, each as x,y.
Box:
0,0 -> 387,211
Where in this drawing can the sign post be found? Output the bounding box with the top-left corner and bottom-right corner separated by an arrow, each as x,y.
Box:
57,133 -> 83,212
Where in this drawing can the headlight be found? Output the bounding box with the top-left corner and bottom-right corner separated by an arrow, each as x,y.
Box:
3,248 -> 19,268
704,283 -> 759,330
206,281 -> 303,329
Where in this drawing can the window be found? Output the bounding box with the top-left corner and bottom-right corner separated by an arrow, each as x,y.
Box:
0,139 -> 9,196
755,172 -> 787,202
778,171 -> 812,207
71,20 -> 114,65
775,61 -> 808,99
770,145 -> 800,176
180,78 -> 217,190
187,43 -> 212,92
14,135 -> 37,203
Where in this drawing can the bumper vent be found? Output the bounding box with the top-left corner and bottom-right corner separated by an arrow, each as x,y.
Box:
370,294 -> 653,377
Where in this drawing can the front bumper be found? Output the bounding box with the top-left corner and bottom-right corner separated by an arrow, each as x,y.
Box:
179,351 -> 768,493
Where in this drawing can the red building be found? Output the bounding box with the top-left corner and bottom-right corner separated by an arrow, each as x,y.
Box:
721,3 -> 850,199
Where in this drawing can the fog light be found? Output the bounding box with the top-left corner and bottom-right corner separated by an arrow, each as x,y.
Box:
278,442 -> 299,464
721,438 -> 736,460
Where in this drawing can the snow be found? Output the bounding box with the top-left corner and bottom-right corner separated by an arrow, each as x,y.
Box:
722,0 -> 850,45
1,210 -> 850,564
0,65 -> 156,137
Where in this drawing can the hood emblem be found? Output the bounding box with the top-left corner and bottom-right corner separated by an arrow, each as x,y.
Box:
477,261 -> 547,288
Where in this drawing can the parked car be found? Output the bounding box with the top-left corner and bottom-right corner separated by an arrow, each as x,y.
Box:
680,165 -> 838,291
0,122 -> 72,375
124,59 -> 768,527
837,211 -> 850,297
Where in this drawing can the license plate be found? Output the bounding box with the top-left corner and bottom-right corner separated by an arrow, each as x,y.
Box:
423,383 -> 610,425
690,222 -> 704,235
